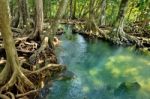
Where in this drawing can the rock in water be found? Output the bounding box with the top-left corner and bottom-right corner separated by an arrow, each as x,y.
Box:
57,70 -> 75,80
114,82 -> 141,96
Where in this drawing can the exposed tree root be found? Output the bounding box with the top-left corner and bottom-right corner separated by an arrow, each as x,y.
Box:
74,20 -> 147,49
0,64 -> 11,86
6,92 -> 15,99
16,89 -> 39,98
0,71 -> 17,92
28,64 -> 64,75
0,67 -> 35,93
0,63 -> 64,98
29,37 -> 49,66
0,42 -> 64,98
0,94 -> 10,99
0,92 -> 15,99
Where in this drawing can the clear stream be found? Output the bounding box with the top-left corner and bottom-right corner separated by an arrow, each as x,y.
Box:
45,26 -> 150,99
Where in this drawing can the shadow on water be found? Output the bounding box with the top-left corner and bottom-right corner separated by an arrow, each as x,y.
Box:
42,25 -> 150,99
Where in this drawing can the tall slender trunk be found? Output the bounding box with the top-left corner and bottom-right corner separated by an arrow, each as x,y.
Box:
35,0 -> 43,33
0,0 -> 36,92
72,0 -> 76,19
48,0 -> 51,18
69,0 -> 73,19
99,0 -> 106,26
86,0 -> 95,31
43,0 -> 51,19
9,0 -> 14,18
29,0 -> 43,41
18,0 -> 29,28
0,0 -> 20,84
50,0 -> 69,35
112,0 -> 129,39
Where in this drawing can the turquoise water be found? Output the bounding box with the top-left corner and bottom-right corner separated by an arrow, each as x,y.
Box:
46,26 -> 150,99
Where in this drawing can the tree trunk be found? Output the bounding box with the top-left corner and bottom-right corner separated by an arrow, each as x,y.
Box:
69,0 -> 73,19
99,0 -> 106,26
0,0 -> 34,92
18,0 -> 29,28
50,0 -> 69,35
0,0 -> 20,84
48,0 -> 52,19
43,0 -> 51,19
72,0 -> 76,19
85,0 -> 96,31
29,0 -> 43,41
112,0 -> 129,41
9,0 -> 14,18
11,8 -> 20,28
30,0 -> 69,59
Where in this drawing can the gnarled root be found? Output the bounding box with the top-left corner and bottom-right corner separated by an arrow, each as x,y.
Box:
0,64 -> 35,95
0,70 -> 17,93
0,37 -> 64,98
28,64 -> 65,75
0,92 -> 15,99
16,89 -> 39,98
0,94 -> 10,99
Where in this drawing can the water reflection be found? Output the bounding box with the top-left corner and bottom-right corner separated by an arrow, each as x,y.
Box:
47,31 -> 150,99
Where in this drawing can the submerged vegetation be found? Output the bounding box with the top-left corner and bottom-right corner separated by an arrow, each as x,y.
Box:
0,0 -> 150,98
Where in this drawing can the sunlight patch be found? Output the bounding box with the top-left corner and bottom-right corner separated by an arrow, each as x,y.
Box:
82,86 -> 89,93
124,67 -> 138,76
111,68 -> 120,78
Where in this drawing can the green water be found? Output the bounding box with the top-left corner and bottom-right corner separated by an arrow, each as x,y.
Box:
46,27 -> 150,99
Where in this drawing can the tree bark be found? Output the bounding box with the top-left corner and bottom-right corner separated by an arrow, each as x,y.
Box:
50,0 -> 69,35
72,0 -> 76,19
35,0 -> 43,35
18,0 -> 29,27
69,0 -> 73,19
0,0 -> 34,92
99,0 -> 106,26
85,0 -> 96,31
0,0 -> 20,84
43,0 -> 51,19
112,0 -> 129,41
29,0 -> 43,41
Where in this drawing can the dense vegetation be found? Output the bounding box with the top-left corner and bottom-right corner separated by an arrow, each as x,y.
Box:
0,0 -> 150,98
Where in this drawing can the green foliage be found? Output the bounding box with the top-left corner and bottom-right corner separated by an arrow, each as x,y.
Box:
10,0 -> 148,25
